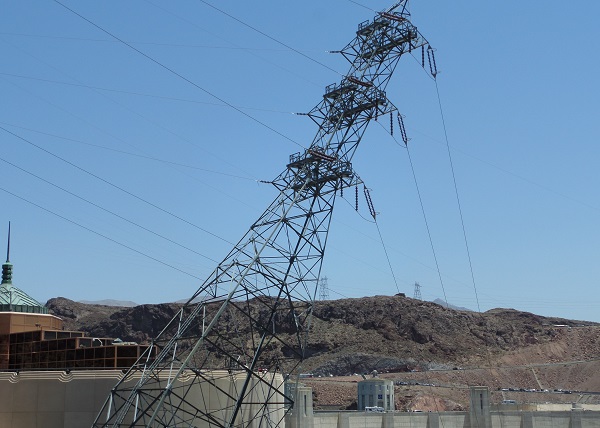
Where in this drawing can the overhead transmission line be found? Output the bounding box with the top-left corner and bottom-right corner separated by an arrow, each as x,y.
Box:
52,0 -> 307,150
0,121 -> 254,180
0,124 -> 234,247
45,1 -> 434,303
0,36 -> 261,183
0,71 -> 298,115
195,0 -> 344,77
0,31 -> 325,52
0,186 -> 202,281
1,75 -> 263,223
0,155 -> 220,265
433,79 -> 482,314
143,0 -> 325,88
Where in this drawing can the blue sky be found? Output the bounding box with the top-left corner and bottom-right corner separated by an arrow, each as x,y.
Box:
1,1 -> 599,322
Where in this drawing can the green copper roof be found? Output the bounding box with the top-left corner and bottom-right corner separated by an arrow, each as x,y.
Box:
0,223 -> 48,314
0,283 -> 48,314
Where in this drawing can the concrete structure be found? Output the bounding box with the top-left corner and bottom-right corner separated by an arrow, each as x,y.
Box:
0,369 -> 285,428
287,386 -> 314,428
286,385 -> 600,428
469,386 -> 492,428
357,378 -> 395,411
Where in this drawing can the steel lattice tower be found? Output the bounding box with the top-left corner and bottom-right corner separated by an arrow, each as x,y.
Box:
413,282 -> 422,300
318,276 -> 329,301
94,2 -> 434,427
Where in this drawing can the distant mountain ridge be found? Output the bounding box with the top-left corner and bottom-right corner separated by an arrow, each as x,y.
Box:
431,298 -> 472,312
47,295 -> 600,411
78,299 -> 138,307
50,294 -> 595,373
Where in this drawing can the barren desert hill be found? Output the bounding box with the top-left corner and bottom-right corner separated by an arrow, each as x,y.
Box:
46,294 -> 598,371
46,294 -> 600,410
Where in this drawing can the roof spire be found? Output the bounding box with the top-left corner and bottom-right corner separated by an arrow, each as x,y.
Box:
6,221 -> 10,263
2,222 -> 12,285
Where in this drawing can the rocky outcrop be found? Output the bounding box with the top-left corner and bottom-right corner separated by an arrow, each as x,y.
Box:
46,295 -> 595,376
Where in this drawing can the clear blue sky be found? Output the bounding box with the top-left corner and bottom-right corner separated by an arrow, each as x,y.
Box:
1,1 -> 599,322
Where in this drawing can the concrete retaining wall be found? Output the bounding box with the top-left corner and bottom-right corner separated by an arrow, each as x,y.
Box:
0,370 -> 285,428
304,410 -> 600,428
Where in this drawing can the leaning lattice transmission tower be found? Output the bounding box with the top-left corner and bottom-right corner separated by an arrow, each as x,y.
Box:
94,2 -> 436,427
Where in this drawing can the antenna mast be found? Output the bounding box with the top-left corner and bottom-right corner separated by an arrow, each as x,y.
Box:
94,2 -> 434,427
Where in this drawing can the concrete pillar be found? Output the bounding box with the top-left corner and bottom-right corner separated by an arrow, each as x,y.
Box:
522,411 -> 533,428
288,386 -> 314,428
570,409 -> 583,428
337,411 -> 351,428
382,410 -> 395,428
427,412 -> 440,428
469,386 -> 491,428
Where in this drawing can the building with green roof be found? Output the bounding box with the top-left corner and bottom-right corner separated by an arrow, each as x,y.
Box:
0,223 -> 48,314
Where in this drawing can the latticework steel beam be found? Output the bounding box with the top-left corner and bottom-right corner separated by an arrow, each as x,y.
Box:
93,2 -> 434,427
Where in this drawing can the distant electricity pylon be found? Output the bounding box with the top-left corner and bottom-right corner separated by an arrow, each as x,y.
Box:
413,282 -> 422,300
319,276 -> 330,301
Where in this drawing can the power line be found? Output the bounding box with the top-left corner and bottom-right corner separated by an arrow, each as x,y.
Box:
0,186 -> 203,281
405,146 -> 450,308
0,71 -> 298,115
0,155 -> 220,265
52,0 -> 307,151
1,75 -> 265,217
143,0 -> 325,88
196,0 -> 344,77
0,31 -> 325,52
0,124 -> 234,246
0,37 -> 262,181
0,121 -> 256,181
433,79 -> 481,314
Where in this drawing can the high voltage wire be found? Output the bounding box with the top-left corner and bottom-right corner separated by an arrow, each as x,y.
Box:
142,0 -> 325,89
0,187 -> 203,281
11,2 -> 485,311
0,31 -> 326,52
0,121 -> 256,181
52,0 -> 307,150
195,0 -> 344,77
0,72 -> 298,115
1,75 -> 264,217
0,124 -> 234,246
0,155 -> 220,265
0,36 -> 262,182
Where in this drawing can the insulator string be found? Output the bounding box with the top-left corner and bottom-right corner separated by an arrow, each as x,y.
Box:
427,45 -> 438,78
397,113 -> 408,145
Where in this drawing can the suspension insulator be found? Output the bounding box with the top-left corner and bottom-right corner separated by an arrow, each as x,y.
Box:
427,45 -> 438,77
355,186 -> 359,211
364,186 -> 377,220
340,184 -> 343,197
421,45 -> 425,68
397,113 -> 408,145
390,112 -> 394,136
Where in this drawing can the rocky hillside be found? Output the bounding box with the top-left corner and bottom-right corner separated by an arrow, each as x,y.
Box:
46,295 -> 600,410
